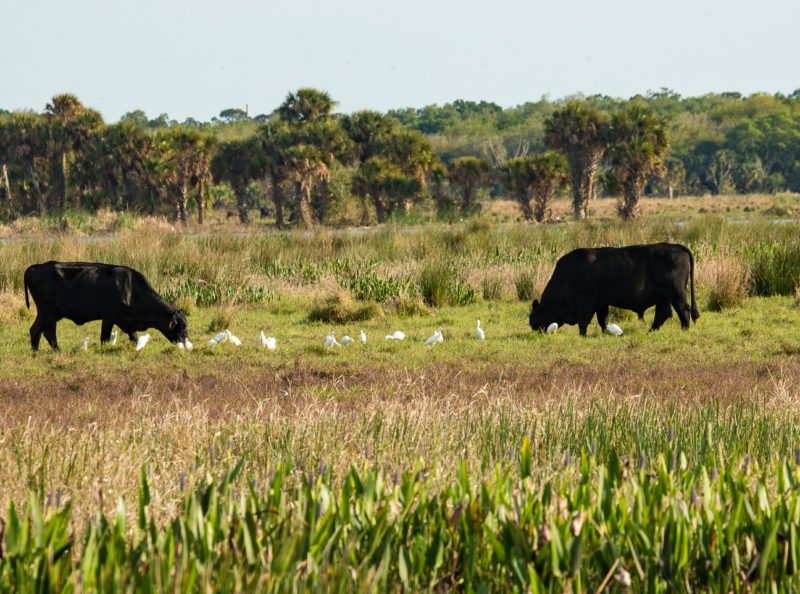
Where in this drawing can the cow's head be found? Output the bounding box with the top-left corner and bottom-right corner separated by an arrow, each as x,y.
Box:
165,309 -> 189,343
529,299 -> 554,332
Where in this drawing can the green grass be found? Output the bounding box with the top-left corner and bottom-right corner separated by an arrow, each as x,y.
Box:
2,214 -> 800,590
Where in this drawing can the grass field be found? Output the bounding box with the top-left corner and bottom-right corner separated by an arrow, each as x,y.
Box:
2,199 -> 800,590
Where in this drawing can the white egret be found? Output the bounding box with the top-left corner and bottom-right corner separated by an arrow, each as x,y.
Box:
546,322 -> 558,334
206,338 -> 218,348
226,330 -> 242,346
136,333 -> 150,351
360,329 -> 366,344
109,331 -> 118,346
340,335 -> 354,345
424,328 -> 443,346
385,330 -> 406,341
213,331 -> 228,344
325,330 -> 341,348
81,337 -> 89,351
177,342 -> 185,349
259,331 -> 268,347
607,324 -> 623,336
476,320 -> 485,340
184,339 -> 193,351
266,336 -> 276,350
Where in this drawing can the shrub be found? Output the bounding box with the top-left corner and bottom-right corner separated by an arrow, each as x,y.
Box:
308,290 -> 383,324
698,252 -> 750,311
481,273 -> 504,301
514,268 -> 535,302
207,306 -> 238,333
747,242 -> 800,296
418,263 -> 475,307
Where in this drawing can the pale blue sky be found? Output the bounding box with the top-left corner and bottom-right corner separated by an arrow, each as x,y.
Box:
2,0 -> 798,122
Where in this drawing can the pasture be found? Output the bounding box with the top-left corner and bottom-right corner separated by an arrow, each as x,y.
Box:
2,202 -> 800,590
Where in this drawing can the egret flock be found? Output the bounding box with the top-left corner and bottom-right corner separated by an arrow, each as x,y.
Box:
78,318 -> 627,352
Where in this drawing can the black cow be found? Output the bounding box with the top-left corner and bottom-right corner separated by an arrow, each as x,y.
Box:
529,243 -> 699,336
24,261 -> 189,351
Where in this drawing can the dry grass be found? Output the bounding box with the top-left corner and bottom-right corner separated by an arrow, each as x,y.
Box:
697,250 -> 751,311
1,357 -> 799,531
308,289 -> 383,324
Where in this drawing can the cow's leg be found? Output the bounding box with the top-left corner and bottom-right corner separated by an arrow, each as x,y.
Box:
100,319 -> 114,343
29,316 -> 44,351
127,331 -> 138,342
42,320 -> 59,352
650,300 -> 673,331
660,286 -> 692,329
595,304 -> 609,331
577,299 -> 594,337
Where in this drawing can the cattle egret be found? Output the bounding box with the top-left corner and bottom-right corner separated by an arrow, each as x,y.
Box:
109,331 -> 118,346
360,329 -> 366,344
424,328 -> 443,346
184,339 -> 193,351
607,324 -> 623,336
206,338 -> 218,348
266,336 -> 276,350
177,342 -> 185,349
226,330 -> 242,346
340,335 -> 354,345
136,333 -> 150,351
259,330 -> 268,347
385,330 -> 406,341
546,322 -> 559,334
325,330 -> 341,348
436,327 -> 444,343
81,337 -> 89,351
213,331 -> 228,344
476,320 -> 485,340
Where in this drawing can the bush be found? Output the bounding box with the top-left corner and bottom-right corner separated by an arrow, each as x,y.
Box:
482,273 -> 504,301
514,268 -> 535,302
308,290 -> 383,324
698,252 -> 750,311
747,242 -> 800,296
418,263 -> 475,307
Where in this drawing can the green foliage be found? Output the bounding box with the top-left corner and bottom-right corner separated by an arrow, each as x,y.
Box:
164,278 -> 272,307
514,268 -> 535,302
746,242 -> 800,296
10,449 -> 800,590
338,269 -> 417,303
418,263 -> 476,307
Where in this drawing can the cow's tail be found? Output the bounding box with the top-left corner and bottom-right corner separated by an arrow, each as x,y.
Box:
24,271 -> 30,309
687,246 -> 700,322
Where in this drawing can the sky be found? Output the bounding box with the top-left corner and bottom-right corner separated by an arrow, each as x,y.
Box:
2,0 -> 798,123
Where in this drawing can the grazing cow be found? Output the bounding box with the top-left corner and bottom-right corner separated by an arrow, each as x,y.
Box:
529,243 -> 699,336
24,261 -> 189,351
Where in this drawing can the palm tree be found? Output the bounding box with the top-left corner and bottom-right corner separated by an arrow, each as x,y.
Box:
605,104 -> 669,220
447,156 -> 491,214
43,94 -> 103,211
352,157 -> 391,223
257,119 -> 292,228
276,88 -> 335,125
544,101 -> 607,219
387,129 -> 437,211
6,113 -> 48,214
283,143 -> 327,229
211,136 -> 265,224
94,122 -> 149,211
0,116 -> 18,218
276,89 -> 348,226
165,127 -> 217,224
341,110 -> 393,163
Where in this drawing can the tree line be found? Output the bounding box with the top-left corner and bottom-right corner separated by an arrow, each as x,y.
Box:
1,88 -> 798,226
